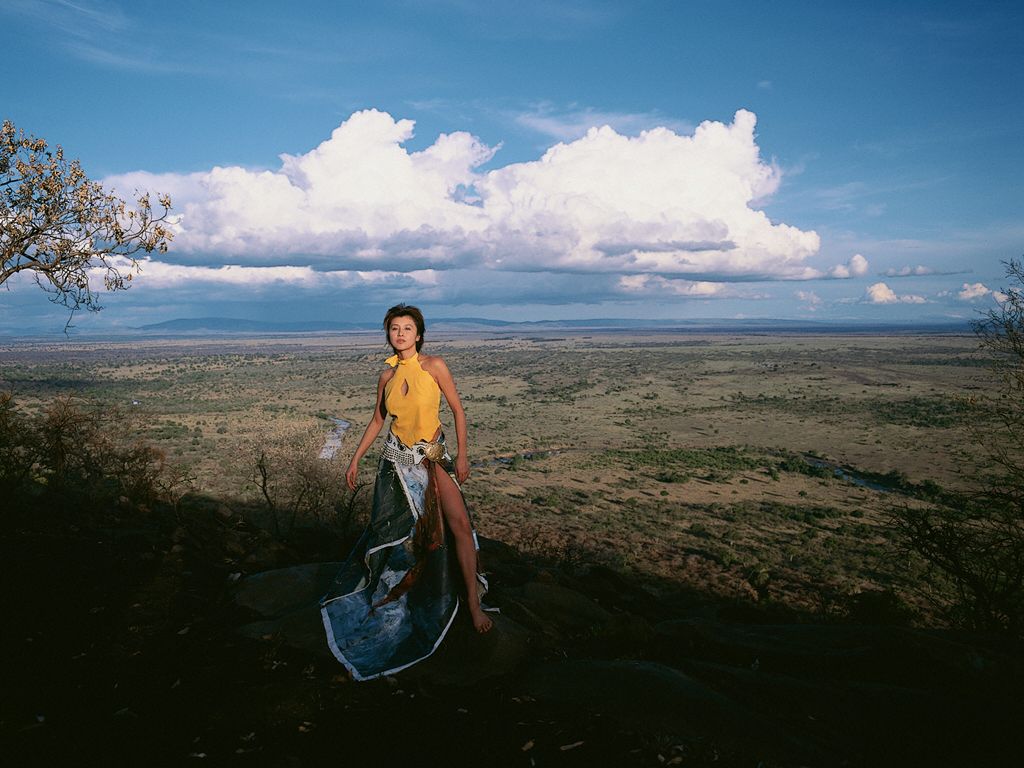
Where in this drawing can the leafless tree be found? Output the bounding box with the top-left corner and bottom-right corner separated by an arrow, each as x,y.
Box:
245,422 -> 359,540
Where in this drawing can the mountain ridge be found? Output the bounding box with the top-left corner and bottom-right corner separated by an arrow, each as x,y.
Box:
134,316 -> 972,334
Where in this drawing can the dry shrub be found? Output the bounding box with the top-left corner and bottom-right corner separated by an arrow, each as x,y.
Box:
0,390 -> 37,496
241,418 -> 365,540
0,392 -> 192,515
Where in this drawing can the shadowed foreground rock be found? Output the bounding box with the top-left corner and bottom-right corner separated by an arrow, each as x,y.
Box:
233,561 -> 340,618
231,557 -> 1024,767
6,499 -> 1024,768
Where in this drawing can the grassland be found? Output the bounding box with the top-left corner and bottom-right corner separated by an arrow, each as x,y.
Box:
0,330 -> 996,620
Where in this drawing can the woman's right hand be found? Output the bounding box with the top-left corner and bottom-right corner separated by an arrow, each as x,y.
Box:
345,459 -> 360,491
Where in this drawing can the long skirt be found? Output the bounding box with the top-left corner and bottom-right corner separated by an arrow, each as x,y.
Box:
319,432 -> 487,681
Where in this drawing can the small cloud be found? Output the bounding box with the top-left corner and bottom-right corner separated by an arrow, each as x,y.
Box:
884,264 -> 934,277
955,282 -> 1007,302
88,257 -> 439,292
865,283 -> 897,303
757,80 -> 772,90
617,275 -> 727,297
883,264 -> 971,278
958,282 -> 990,300
864,282 -> 926,304
513,103 -> 693,142
828,253 -> 869,278
795,290 -> 823,310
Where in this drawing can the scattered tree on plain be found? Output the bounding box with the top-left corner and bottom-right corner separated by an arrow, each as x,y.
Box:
1,120 -> 173,324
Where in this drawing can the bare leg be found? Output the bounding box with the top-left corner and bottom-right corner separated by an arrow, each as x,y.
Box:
433,467 -> 493,633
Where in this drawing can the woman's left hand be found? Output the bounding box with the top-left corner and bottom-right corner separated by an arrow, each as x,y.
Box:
455,454 -> 470,484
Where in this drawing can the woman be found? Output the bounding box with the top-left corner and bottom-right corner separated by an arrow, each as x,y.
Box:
320,304 -> 492,682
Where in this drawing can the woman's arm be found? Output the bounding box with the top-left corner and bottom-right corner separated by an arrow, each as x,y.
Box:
345,370 -> 391,491
426,356 -> 470,483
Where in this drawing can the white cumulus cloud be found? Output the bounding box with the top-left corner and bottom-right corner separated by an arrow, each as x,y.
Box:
864,282 -> 926,304
957,282 -> 994,301
828,253 -> 869,278
104,108 -> 845,293
107,110 -> 494,269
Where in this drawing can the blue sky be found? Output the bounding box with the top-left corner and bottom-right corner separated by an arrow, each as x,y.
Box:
2,0 -> 1022,332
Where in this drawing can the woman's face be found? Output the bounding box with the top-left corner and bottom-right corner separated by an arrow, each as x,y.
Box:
388,315 -> 420,354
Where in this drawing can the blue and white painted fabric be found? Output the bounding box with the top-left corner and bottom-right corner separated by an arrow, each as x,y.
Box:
320,431 -> 487,681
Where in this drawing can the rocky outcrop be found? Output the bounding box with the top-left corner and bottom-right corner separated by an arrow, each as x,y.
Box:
230,551 -> 1024,767
233,561 -> 340,619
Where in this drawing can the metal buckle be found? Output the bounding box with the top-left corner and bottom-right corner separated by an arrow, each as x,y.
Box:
421,441 -> 445,462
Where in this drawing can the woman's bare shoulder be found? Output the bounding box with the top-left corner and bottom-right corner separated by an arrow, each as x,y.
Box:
419,353 -> 451,374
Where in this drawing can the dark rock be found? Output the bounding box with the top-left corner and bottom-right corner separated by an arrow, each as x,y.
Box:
574,564 -> 664,618
498,598 -> 550,634
402,611 -> 531,686
477,536 -> 519,569
238,609 -> 334,659
581,612 -> 655,657
512,580 -> 612,633
232,562 -> 341,618
478,536 -> 534,585
241,537 -> 295,569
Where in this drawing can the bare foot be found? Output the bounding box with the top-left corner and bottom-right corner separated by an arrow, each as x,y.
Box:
470,605 -> 493,633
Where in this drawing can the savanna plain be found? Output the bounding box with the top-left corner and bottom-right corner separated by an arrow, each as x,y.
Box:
1,330 -> 992,618
3,329 -> 1018,767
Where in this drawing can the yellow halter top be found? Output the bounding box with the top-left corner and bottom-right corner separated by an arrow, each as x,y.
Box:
384,353 -> 441,447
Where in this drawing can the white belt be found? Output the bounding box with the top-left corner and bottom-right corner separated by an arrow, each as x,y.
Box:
381,430 -> 449,466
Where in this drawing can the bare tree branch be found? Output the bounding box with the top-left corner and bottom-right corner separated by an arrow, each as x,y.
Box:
1,120 -> 173,327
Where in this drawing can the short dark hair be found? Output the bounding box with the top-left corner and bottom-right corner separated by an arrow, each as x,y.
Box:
383,304 -> 426,352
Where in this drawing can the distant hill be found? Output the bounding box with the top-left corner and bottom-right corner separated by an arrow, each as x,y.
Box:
135,316 -> 972,335
137,318 -> 374,332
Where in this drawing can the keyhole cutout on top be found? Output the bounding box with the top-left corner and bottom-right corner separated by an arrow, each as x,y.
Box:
401,378 -> 409,397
